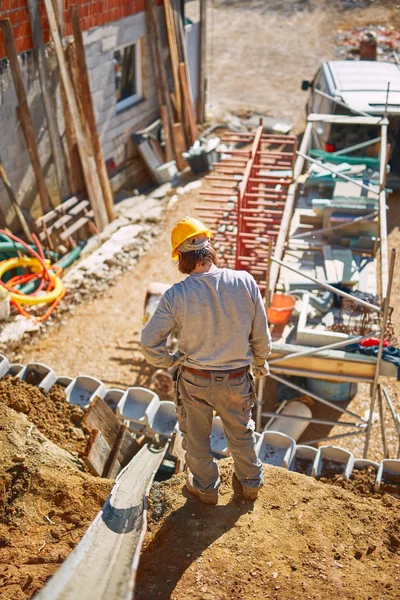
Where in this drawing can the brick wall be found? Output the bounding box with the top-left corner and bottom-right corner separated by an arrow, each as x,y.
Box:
0,1 -> 156,60
0,6 -> 165,226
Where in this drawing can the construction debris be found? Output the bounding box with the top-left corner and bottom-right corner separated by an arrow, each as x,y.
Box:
335,26 -> 400,60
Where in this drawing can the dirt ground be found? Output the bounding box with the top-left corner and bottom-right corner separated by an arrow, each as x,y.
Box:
0,403 -> 112,600
0,377 -> 88,456
187,0 -> 400,129
136,459 -> 400,600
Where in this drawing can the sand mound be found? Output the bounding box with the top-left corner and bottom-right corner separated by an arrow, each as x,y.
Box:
0,403 -> 112,599
137,460 -> 400,600
0,376 -> 87,455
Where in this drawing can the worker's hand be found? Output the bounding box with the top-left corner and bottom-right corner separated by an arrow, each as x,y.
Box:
170,351 -> 186,367
251,360 -> 269,379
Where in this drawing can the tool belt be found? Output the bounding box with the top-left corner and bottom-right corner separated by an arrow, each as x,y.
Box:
182,366 -> 247,380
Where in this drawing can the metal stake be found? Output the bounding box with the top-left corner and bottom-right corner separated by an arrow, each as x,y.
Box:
377,384 -> 389,459
305,430 -> 365,446
363,248 -> 396,458
269,335 -> 367,366
261,411 -> 366,429
268,373 -> 365,421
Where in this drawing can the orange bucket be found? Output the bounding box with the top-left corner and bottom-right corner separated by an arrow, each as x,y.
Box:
267,293 -> 295,326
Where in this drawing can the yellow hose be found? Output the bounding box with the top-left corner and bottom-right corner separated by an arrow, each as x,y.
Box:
0,257 -> 64,305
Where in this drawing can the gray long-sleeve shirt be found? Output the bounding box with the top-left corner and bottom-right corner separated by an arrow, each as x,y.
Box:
141,267 -> 272,370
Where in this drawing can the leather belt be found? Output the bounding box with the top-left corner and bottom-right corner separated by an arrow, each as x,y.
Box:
183,366 -> 247,380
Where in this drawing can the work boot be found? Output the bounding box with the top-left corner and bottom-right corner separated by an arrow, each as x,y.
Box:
241,485 -> 260,501
185,474 -> 218,505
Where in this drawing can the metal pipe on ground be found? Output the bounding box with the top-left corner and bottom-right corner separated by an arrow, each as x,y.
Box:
269,373 -> 365,422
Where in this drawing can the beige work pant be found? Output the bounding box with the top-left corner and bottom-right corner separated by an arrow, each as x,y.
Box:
176,368 -> 264,494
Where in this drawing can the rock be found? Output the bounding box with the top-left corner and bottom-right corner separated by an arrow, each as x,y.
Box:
354,550 -> 363,560
12,454 -> 25,463
71,428 -> 86,441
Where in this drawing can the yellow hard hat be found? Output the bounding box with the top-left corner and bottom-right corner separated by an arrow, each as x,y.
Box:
171,217 -> 212,259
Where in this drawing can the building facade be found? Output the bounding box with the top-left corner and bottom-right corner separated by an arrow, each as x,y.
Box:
0,1 -> 166,226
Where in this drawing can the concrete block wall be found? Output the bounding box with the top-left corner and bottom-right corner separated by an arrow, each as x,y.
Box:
0,2 -> 165,226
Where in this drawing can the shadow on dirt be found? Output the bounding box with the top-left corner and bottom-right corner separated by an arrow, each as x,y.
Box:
136,475 -> 254,600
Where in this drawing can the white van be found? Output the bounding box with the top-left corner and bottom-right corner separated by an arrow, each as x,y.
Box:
302,60 -> 400,175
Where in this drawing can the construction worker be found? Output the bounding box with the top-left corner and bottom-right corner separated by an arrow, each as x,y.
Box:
141,217 -> 271,505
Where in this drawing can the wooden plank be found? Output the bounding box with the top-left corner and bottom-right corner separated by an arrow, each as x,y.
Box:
198,0 -> 207,122
160,105 -> 174,166
0,158 -> 31,238
36,196 -> 79,226
179,62 -> 198,145
27,0 -> 69,202
70,5 -> 115,223
59,212 -> 94,240
146,0 -> 174,162
164,0 -> 182,119
82,396 -> 121,448
43,0 -> 109,231
84,429 -> 111,477
60,79 -> 85,195
171,122 -> 188,170
0,19 -> 52,215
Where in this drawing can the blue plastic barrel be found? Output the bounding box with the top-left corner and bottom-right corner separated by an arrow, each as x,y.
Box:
305,378 -> 358,402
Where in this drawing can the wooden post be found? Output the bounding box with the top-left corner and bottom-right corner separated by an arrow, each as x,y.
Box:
70,5 -> 114,222
146,0 -> 174,162
198,0 -> 207,122
171,122 -> 188,170
0,159 -> 32,240
0,19 -> 52,215
164,0 -> 182,119
179,62 -> 198,144
363,248 -> 396,458
59,81 -> 85,195
43,0 -> 109,231
27,0 -> 70,202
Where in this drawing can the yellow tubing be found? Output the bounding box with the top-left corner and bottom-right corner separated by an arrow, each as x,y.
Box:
0,257 -> 64,305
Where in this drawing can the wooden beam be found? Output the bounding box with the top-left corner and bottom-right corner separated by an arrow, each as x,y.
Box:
146,0 -> 174,162
59,80 -> 85,195
70,5 -> 115,222
0,19 -> 52,215
43,0 -> 109,230
179,62 -> 198,145
164,0 -> 182,119
27,0 -> 69,202
198,0 -> 207,122
171,122 -> 188,170
0,158 -> 32,239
